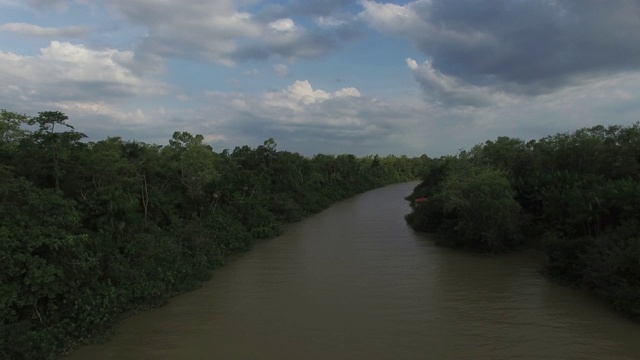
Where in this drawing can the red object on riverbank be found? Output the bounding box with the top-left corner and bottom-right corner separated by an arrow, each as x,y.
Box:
415,197 -> 429,203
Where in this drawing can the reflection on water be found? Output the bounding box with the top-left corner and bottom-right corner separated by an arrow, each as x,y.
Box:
67,182 -> 640,360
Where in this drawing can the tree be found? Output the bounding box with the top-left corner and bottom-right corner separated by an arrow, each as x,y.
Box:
0,166 -> 98,359
0,110 -> 29,166
1,109 -> 428,359
27,111 -> 86,190
443,162 -> 522,251
0,110 -> 28,146
167,131 -> 219,200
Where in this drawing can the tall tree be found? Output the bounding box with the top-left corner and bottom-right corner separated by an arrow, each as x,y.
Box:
0,110 -> 29,166
28,111 -> 86,190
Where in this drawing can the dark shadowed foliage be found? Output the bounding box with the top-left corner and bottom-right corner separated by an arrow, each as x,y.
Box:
405,122 -> 640,320
0,110 -> 426,359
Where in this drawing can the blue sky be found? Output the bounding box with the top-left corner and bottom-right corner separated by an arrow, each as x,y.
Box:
1,0 -> 639,156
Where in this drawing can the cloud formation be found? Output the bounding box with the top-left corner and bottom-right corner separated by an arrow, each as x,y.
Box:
362,0 -> 640,96
2,0 -> 639,158
264,80 -> 361,111
198,80 -> 421,155
102,0 -> 345,65
25,0 -> 68,11
406,58 -> 510,107
0,22 -> 90,38
0,41 -> 165,109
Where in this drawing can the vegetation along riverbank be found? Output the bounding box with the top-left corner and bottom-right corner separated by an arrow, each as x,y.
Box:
0,109 -> 426,359
405,123 -> 640,321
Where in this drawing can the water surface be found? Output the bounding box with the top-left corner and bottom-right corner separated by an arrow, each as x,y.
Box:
68,182 -> 640,359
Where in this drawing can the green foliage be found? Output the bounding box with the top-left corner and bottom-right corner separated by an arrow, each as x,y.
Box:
404,195 -> 446,233
26,111 -> 86,190
405,122 -> 640,320
168,131 -> 219,199
0,110 -> 29,161
581,221 -> 640,318
0,167 -> 99,359
0,110 -> 424,359
438,163 -> 522,251
543,220 -> 640,318
406,160 -> 522,252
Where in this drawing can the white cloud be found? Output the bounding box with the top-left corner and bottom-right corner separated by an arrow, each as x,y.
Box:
335,87 -> 362,98
406,58 -> 512,107
4,0 -> 639,159
44,70 -> 640,157
194,80 -> 415,155
273,63 -> 290,76
187,72 -> 640,156
315,16 -> 347,27
104,0 -> 259,65
358,0 -> 423,34
264,80 -> 361,111
101,0 -> 336,65
0,22 -> 90,38
55,101 -> 151,125
0,41 -> 166,110
269,18 -> 297,33
362,1 -> 494,47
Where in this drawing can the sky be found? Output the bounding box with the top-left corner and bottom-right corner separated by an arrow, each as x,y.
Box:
1,0 -> 640,157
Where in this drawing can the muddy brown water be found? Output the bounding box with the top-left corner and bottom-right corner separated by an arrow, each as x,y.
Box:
67,182 -> 640,360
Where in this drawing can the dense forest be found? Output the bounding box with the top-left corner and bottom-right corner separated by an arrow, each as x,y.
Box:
0,109 -> 425,359
405,123 -> 640,320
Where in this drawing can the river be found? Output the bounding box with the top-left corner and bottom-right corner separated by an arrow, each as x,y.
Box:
67,182 -> 640,359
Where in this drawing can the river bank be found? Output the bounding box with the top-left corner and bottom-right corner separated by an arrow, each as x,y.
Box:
66,182 -> 640,360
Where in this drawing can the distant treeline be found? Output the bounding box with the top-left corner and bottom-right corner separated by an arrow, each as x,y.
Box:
405,123 -> 640,321
0,109 -> 426,359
